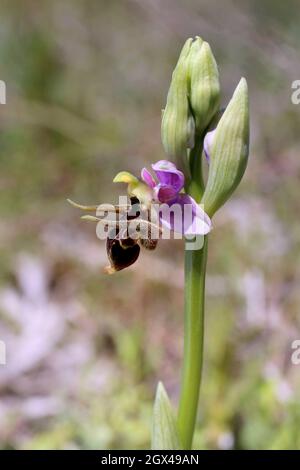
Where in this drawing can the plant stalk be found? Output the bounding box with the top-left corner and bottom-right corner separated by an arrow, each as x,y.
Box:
187,139 -> 204,201
177,235 -> 208,449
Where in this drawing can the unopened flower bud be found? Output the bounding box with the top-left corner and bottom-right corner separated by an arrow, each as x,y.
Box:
189,40 -> 220,136
201,78 -> 249,216
161,38 -> 193,173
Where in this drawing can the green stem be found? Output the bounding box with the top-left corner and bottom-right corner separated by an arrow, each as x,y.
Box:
187,139 -> 204,201
177,235 -> 208,449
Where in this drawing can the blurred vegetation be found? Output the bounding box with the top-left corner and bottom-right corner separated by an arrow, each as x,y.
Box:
0,0 -> 300,450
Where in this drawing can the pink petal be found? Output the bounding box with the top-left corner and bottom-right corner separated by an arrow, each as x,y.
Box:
159,194 -> 212,235
203,129 -> 216,163
141,167 -> 156,188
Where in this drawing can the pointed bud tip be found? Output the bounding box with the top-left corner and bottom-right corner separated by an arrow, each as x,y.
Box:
235,77 -> 248,98
201,41 -> 211,51
225,77 -> 249,117
200,41 -> 218,67
192,36 -> 203,49
178,37 -> 193,59
156,381 -> 164,394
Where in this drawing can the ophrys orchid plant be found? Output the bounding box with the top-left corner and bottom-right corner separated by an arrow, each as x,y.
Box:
69,36 -> 249,450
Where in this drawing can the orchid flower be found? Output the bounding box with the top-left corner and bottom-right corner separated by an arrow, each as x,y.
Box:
68,160 -> 211,273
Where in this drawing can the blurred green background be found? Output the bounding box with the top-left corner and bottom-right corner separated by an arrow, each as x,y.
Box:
1,0 -> 300,450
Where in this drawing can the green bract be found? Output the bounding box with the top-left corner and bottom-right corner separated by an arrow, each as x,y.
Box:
201,78 -> 249,216
151,382 -> 181,450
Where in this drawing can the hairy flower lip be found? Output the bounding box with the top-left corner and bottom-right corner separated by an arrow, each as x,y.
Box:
105,227 -> 141,274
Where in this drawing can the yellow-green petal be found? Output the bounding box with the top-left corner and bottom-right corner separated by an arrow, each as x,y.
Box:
113,171 -> 139,184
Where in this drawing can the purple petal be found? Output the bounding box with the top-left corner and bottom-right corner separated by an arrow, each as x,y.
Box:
181,195 -> 212,235
159,194 -> 212,235
154,184 -> 177,203
152,160 -> 184,193
152,160 -> 177,170
203,129 -> 216,163
141,167 -> 156,188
